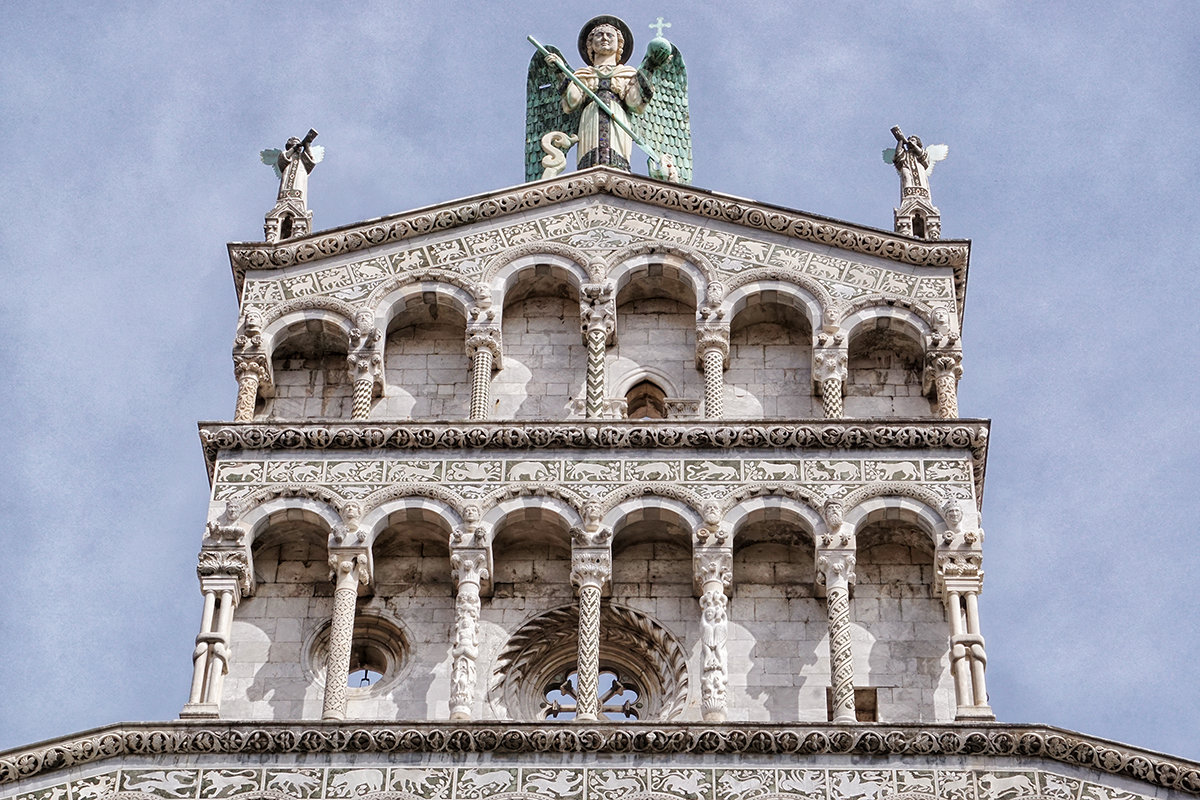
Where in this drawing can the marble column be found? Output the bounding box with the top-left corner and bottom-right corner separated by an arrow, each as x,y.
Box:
232,358 -> 268,422
818,550 -> 857,724
181,548 -> 250,718
695,547 -> 732,721
449,551 -> 489,721
926,350 -> 963,419
579,284 -> 615,419
570,548 -> 611,721
322,551 -> 370,721
695,326 -> 730,419
466,328 -> 501,421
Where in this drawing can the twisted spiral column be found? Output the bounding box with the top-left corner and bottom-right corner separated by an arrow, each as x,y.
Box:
585,325 -> 607,418
351,377 -> 373,420
819,552 -> 856,724
468,344 -> 494,420
322,554 -> 366,721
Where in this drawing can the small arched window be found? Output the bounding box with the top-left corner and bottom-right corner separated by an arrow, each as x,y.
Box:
626,381 -> 667,419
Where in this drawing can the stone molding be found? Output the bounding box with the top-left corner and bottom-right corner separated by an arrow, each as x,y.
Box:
198,420 -> 990,503
227,168 -> 969,316
2,722 -> 1197,795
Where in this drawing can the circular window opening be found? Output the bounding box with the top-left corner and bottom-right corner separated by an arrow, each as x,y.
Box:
305,612 -> 409,695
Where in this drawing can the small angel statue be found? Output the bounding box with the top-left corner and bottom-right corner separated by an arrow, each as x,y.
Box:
883,125 -> 947,202
526,16 -> 691,183
883,125 -> 947,239
260,129 -> 325,243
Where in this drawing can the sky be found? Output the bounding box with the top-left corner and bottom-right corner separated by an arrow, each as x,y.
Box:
1,1 -> 1198,760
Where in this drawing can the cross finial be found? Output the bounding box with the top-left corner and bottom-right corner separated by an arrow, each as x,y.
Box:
649,17 -> 671,37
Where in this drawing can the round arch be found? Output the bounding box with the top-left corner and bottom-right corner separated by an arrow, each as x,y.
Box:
841,305 -> 931,345
374,280 -> 475,334
261,306 -> 355,362
485,249 -> 590,306
359,495 -> 463,548
232,493 -> 343,549
724,279 -> 823,334
725,493 -> 824,544
841,491 -> 949,545
602,494 -> 702,536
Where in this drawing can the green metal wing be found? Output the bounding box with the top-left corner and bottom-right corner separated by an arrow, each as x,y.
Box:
634,41 -> 692,184
525,45 -> 579,182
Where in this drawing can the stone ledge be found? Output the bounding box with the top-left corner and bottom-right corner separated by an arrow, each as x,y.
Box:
197,419 -> 990,502
1,722 -> 1195,795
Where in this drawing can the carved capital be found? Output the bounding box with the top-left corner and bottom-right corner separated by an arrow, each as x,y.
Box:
812,347 -> 849,383
921,347 -> 960,381
579,282 -> 616,344
328,549 -> 372,587
570,549 -> 611,592
450,550 -> 490,587
816,551 -> 857,589
695,325 -> 730,368
694,548 -> 733,596
197,548 -> 252,595
232,354 -> 270,382
937,552 -> 984,593
465,325 -> 503,365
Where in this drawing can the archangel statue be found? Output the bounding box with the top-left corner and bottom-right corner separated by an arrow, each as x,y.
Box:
883,125 -> 947,240
526,16 -> 691,184
260,129 -> 325,243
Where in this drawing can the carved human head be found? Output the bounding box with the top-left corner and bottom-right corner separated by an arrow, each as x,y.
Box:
587,24 -> 623,63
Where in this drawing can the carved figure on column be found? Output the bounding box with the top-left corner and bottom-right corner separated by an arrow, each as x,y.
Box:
526,16 -> 692,182
884,126 -> 946,240
580,283 -> 615,418
695,549 -> 732,721
347,312 -> 384,420
232,311 -> 270,422
261,129 -> 324,243
449,551 -> 489,721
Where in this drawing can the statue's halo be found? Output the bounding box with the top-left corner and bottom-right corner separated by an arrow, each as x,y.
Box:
577,14 -> 635,65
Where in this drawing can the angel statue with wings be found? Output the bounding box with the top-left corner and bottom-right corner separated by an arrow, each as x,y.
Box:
526,16 -> 691,184
883,125 -> 948,239
260,129 -> 325,243
883,125 -> 947,202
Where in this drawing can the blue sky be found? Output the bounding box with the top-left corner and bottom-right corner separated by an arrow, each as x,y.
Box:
1,2 -> 1197,758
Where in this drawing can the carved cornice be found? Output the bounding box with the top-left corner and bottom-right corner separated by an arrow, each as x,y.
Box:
2,722 -> 1196,795
227,168 -> 970,318
198,419 -> 990,505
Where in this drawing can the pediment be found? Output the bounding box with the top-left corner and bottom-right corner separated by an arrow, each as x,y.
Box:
229,168 -> 969,321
